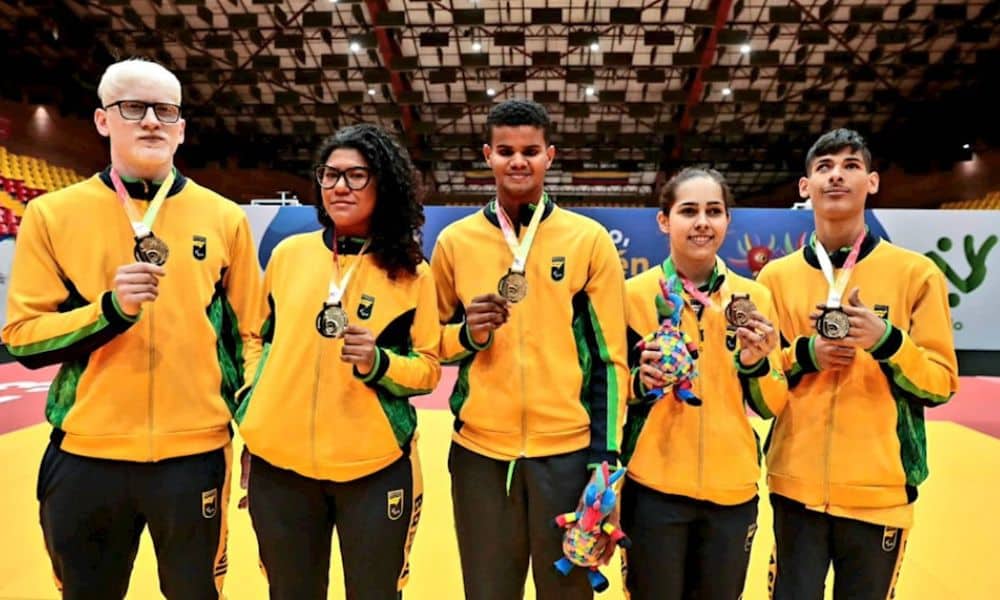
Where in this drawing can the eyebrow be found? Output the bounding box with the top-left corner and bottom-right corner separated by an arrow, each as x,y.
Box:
677,200 -> 724,206
494,144 -> 543,150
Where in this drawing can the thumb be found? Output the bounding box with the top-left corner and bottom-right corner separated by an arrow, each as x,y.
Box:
848,287 -> 865,308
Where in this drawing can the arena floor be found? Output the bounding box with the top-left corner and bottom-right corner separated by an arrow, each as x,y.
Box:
1,364 -> 997,599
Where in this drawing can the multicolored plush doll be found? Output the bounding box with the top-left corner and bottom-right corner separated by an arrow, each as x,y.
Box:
553,462 -> 630,593
640,276 -> 702,406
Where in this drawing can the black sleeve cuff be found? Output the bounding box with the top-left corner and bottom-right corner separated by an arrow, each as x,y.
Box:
736,356 -> 771,378
101,291 -> 139,333
354,347 -> 390,385
630,367 -> 648,403
794,336 -> 820,373
869,325 -> 904,362
459,323 -> 492,352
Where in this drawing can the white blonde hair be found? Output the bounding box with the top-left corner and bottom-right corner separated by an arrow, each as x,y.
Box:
97,58 -> 182,106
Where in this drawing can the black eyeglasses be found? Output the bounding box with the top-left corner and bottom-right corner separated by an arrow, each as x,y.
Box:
315,165 -> 372,191
104,100 -> 182,123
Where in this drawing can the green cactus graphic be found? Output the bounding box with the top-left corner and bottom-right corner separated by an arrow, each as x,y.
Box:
925,234 -> 997,307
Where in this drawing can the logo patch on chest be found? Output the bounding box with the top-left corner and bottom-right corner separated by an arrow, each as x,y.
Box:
358,294 -> 375,319
192,235 -> 207,261
551,256 -> 566,281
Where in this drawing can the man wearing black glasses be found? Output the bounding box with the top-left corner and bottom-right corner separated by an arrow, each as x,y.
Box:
2,58 -> 262,599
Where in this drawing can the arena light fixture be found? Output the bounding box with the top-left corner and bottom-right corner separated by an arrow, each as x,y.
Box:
350,41 -> 361,53
585,86 -> 595,97
722,87 -> 732,96
590,42 -> 599,52
740,44 -> 751,54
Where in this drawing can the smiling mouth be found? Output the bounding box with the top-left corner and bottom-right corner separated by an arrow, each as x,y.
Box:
689,235 -> 715,244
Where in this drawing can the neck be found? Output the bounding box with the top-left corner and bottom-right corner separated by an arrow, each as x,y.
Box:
815,215 -> 865,251
334,224 -> 370,239
497,188 -> 543,220
671,253 -> 715,287
112,158 -> 173,183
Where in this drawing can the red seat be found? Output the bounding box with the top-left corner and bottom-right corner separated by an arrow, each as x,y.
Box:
0,222 -> 10,236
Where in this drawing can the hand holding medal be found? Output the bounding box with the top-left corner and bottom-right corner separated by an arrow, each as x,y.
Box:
113,262 -> 166,315
340,325 -> 377,375
810,287 -> 887,351
465,293 -> 510,346
734,309 -> 778,368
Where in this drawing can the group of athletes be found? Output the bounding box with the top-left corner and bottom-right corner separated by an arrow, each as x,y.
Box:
3,58 -> 958,600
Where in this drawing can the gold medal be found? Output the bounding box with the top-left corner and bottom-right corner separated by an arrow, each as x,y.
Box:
498,270 -> 528,303
134,233 -> 170,266
816,307 -> 850,340
316,304 -> 349,338
725,293 -> 756,328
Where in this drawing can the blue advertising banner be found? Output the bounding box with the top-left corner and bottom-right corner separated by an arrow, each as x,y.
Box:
242,206 -> 997,349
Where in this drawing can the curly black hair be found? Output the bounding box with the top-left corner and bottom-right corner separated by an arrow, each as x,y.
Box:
805,128 -> 873,174
485,99 -> 551,144
658,167 -> 734,214
313,124 -> 425,279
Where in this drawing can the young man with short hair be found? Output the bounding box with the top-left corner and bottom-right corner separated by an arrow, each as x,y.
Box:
757,129 -> 959,600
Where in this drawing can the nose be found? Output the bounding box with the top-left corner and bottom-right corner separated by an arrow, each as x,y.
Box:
828,165 -> 844,182
509,153 -> 527,169
139,106 -> 160,128
332,173 -> 351,194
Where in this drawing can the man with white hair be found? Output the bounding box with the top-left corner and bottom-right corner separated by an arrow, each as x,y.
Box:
2,58 -> 262,599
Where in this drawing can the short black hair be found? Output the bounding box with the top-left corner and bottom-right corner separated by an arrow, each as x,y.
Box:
658,167 -> 733,214
313,124 -> 425,279
485,99 -> 551,144
805,128 -> 873,174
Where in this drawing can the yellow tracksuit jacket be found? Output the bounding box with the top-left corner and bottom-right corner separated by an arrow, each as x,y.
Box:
624,258 -> 788,505
2,169 -> 262,461
757,232 -> 959,527
236,231 -> 441,482
430,197 -> 629,465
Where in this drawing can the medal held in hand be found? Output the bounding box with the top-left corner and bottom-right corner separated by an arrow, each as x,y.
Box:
316,303 -> 349,338
812,230 -> 866,340
498,270 -> 528,303
816,307 -> 850,340
725,293 -> 755,328
318,236 -> 371,338
110,168 -> 175,267
134,233 -> 170,266
495,193 -> 546,304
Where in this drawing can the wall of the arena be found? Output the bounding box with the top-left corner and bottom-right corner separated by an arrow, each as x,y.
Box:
3,98 -> 1000,209
0,99 -> 313,203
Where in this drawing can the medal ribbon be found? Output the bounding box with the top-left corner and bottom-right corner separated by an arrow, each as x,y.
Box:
673,257 -> 732,312
812,229 -> 866,309
326,236 -> 371,306
110,168 -> 175,239
495,192 -> 547,273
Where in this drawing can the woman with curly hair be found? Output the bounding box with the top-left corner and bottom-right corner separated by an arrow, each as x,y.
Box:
235,123 -> 440,599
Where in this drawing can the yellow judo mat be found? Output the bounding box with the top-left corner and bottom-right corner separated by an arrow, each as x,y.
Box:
1,413 -> 997,599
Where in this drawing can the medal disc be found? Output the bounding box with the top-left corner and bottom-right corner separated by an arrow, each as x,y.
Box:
315,304 -> 349,338
497,271 -> 528,303
725,294 -> 756,328
816,307 -> 851,340
134,234 -> 169,266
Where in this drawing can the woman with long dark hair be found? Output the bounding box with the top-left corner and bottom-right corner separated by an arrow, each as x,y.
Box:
236,124 -> 440,599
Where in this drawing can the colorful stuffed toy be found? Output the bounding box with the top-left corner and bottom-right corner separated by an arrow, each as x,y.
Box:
640,276 -> 702,406
553,462 -> 630,593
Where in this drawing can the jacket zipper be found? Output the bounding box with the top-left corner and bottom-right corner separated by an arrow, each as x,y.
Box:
148,308 -> 155,460
310,344 -> 323,475
518,307 -> 528,459
824,372 -> 841,505
696,304 -> 706,494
